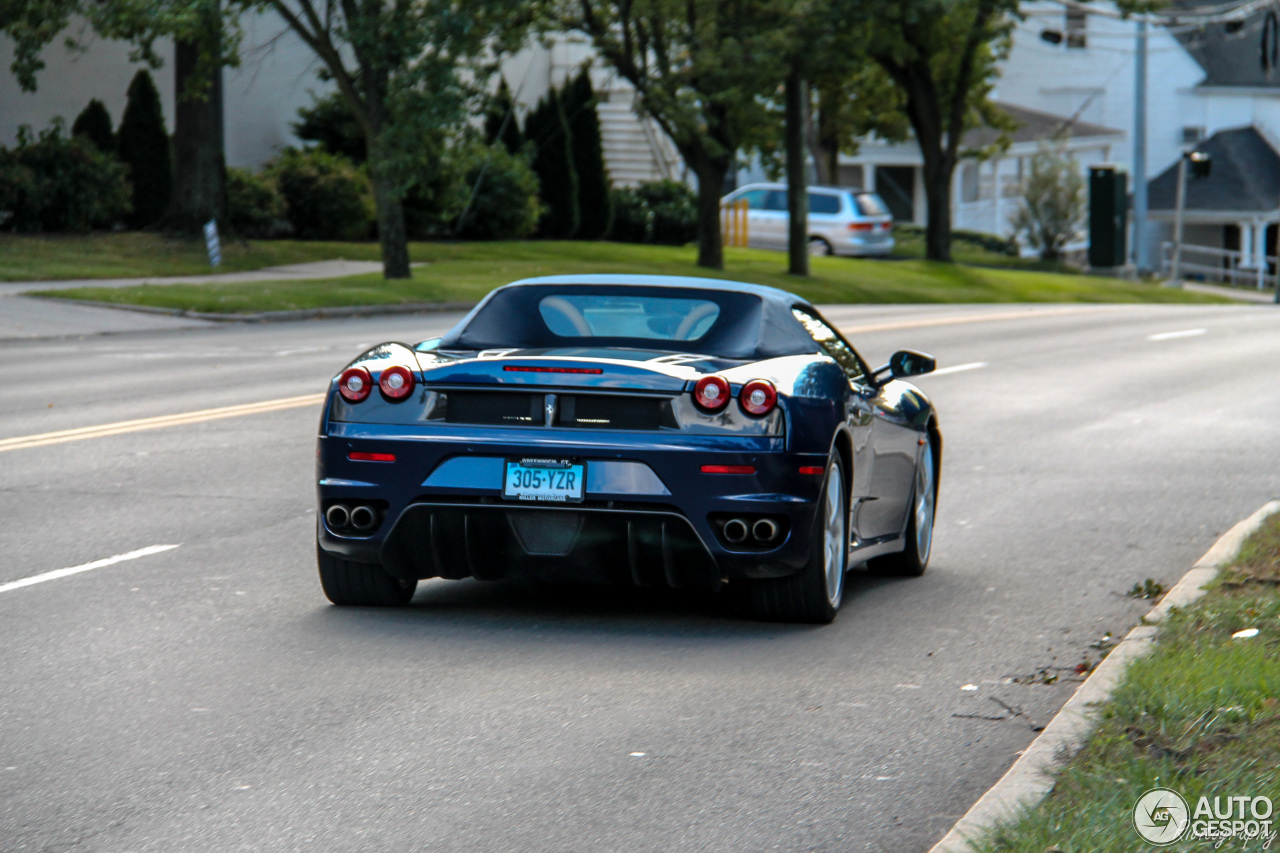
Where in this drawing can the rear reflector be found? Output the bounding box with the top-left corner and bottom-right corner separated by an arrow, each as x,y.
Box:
701,464 -> 756,475
504,366 -> 603,374
348,452 -> 396,463
799,466 -> 824,475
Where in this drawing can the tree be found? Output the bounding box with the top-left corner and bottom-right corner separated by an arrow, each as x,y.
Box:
294,91 -> 369,162
563,68 -> 612,240
71,99 -> 115,153
1009,137 -> 1085,261
568,0 -> 790,269
258,0 -> 539,278
525,87 -> 579,238
483,78 -> 524,156
3,0 -> 237,235
838,0 -> 1016,262
117,69 -> 172,228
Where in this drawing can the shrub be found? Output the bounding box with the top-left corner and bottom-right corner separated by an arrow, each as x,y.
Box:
0,123 -> 131,232
608,180 -> 697,246
225,167 -> 286,238
117,69 -> 171,228
292,92 -> 367,163
453,144 -> 542,240
1009,139 -> 1086,261
265,148 -> 374,241
71,99 -> 115,153
524,88 -> 579,239
563,69 -> 613,240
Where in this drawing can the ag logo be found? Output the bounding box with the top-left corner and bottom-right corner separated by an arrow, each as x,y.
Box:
1133,788 -> 1190,844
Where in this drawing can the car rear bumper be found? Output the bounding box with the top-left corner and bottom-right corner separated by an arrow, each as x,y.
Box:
316,426 -> 828,587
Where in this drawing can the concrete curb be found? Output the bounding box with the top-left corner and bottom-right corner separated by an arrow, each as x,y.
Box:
24,295 -> 477,324
927,499 -> 1280,853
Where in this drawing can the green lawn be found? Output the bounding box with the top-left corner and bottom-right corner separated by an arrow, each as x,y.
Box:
28,239 -> 1225,314
0,232 -> 383,281
975,513 -> 1280,851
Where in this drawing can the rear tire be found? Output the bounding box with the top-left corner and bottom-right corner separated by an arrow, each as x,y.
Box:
317,545 -> 416,606
808,237 -> 833,256
868,438 -> 935,578
744,456 -> 848,624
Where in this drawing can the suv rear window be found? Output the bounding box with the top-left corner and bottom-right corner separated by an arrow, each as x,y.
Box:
853,193 -> 888,217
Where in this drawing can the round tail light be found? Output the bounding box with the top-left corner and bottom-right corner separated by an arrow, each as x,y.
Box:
338,366 -> 373,403
379,365 -> 416,401
739,379 -> 777,416
693,375 -> 731,412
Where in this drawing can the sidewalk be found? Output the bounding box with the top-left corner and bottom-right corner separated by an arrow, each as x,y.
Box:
0,259 -> 385,297
0,260 -> 385,341
1180,280 -> 1278,303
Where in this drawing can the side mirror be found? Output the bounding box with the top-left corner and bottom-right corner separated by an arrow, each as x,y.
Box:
889,349 -> 936,379
870,349 -> 936,387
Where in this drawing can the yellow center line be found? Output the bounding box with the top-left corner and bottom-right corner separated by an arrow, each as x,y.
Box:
0,393 -> 326,453
837,305 -> 1123,335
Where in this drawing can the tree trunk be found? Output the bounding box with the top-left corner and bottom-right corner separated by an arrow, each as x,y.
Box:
921,152 -> 953,263
694,159 -> 728,270
372,170 -> 411,279
163,1 -> 226,235
785,75 -> 809,277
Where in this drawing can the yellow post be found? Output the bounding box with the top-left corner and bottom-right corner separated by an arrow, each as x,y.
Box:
720,200 -> 749,248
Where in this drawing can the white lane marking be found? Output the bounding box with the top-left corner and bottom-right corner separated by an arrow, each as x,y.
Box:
929,361 -> 988,377
1147,328 -> 1207,341
0,545 -> 181,595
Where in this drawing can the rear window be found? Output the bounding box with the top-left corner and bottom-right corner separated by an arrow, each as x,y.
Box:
853,193 -> 889,217
538,294 -> 721,341
808,193 -> 842,215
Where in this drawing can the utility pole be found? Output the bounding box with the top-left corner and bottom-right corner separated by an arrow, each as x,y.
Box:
1168,154 -> 1187,286
1133,17 -> 1149,274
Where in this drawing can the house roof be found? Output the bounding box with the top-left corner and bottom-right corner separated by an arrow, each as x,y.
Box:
1148,126 -> 1280,213
963,102 -> 1123,149
1167,0 -> 1280,88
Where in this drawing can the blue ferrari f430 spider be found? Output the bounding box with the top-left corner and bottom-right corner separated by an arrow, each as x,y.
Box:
316,275 -> 940,623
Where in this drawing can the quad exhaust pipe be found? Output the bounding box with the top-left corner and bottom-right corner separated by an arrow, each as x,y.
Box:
722,517 -> 782,546
326,503 -> 380,533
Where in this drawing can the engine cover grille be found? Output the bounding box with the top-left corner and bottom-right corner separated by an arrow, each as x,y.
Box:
508,510 -> 583,555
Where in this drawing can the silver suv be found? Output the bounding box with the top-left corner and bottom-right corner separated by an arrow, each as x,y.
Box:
721,182 -> 894,257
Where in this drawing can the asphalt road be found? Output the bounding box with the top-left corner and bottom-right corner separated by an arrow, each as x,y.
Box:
2,302 -> 1278,852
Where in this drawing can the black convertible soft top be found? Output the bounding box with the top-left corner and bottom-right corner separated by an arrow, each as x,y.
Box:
437,275 -> 821,360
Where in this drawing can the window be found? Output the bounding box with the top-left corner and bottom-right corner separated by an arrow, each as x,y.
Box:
1065,7 -> 1086,48
853,193 -> 888,217
792,308 -> 868,384
539,294 -> 721,341
808,192 -> 842,215
961,162 -> 980,204
1182,126 -> 1206,145
762,189 -> 788,211
737,189 -> 769,210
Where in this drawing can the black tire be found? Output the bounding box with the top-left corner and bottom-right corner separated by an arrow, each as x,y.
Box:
868,438 -> 936,578
317,545 -> 417,606
743,455 -> 848,624
808,236 -> 833,256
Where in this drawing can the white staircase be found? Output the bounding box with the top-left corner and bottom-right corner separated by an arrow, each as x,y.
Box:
595,92 -> 683,187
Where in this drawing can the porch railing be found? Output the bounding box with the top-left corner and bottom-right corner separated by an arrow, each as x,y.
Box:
1160,241 -> 1277,289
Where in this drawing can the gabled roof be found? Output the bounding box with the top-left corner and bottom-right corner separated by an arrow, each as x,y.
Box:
1148,126 -> 1280,212
1168,0 -> 1280,88
963,102 -> 1123,149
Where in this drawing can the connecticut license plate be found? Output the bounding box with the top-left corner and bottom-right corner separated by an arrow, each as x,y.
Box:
503,458 -> 585,502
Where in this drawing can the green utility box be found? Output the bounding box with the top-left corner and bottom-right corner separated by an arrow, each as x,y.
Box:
1089,166 -> 1127,268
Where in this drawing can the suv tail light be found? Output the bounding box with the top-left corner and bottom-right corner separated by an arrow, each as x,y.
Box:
848,222 -> 875,232
338,366 -> 373,403
739,379 -> 777,416
378,365 -> 416,401
693,375 -> 731,412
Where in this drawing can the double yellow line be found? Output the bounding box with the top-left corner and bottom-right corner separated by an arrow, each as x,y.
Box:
0,393 -> 325,454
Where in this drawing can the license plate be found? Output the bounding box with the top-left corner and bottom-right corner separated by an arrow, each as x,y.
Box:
503,458 -> 585,503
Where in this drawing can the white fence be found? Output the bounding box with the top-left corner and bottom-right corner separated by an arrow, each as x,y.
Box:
1160,242 -> 1277,289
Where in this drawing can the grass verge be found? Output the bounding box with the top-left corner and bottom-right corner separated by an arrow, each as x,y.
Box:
0,232 -> 382,281
30,240 -> 1225,313
974,512 -> 1280,852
